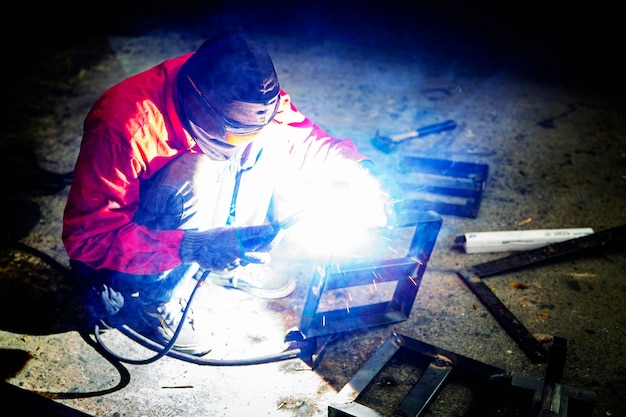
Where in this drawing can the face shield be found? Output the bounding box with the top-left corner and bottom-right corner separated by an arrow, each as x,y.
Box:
176,31 -> 281,154
184,74 -> 279,146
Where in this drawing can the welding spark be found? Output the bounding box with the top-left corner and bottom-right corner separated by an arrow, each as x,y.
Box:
372,279 -> 378,290
345,301 -> 350,313
278,163 -> 390,259
322,315 -> 326,327
409,275 -> 418,286
410,256 -> 424,265
388,246 -> 399,254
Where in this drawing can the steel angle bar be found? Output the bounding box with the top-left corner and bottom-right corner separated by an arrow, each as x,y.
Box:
329,333 -> 506,417
299,211 -> 442,339
456,224 -> 626,363
393,156 -> 489,218
393,356 -> 453,417
510,337 -> 596,416
468,223 -> 626,278
329,333 -> 595,417
456,267 -> 548,363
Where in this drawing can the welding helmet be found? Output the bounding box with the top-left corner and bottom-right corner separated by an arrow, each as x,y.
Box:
177,31 -> 280,155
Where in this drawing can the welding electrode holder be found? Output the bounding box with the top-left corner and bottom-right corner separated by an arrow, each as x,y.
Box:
242,210 -> 302,253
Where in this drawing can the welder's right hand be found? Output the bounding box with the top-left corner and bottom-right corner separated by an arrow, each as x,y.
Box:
180,225 -> 281,271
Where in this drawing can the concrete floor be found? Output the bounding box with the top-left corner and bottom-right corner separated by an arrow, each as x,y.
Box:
1,2 -> 625,416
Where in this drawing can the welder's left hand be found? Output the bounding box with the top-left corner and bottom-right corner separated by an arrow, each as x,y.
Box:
240,220 -> 286,255
181,223 -> 282,271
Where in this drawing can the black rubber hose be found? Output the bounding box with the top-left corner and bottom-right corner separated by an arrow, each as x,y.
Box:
10,240 -> 306,366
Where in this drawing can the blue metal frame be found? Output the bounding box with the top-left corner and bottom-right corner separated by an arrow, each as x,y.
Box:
298,210 -> 442,338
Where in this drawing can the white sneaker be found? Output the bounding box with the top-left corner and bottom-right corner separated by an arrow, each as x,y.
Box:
207,265 -> 296,299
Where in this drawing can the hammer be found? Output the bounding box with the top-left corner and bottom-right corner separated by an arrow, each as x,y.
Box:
371,119 -> 457,153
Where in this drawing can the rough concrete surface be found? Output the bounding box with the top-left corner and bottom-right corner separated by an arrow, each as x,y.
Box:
1,2 -> 625,416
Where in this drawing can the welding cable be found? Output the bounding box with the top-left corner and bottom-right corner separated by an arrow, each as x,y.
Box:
8,224 -> 306,366
93,269 -> 306,366
11,241 -> 196,367
114,325 -> 305,366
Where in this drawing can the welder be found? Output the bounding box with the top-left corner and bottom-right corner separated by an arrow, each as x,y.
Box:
62,30 -> 394,356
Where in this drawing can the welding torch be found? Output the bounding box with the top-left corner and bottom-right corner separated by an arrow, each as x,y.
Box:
240,210 -> 304,254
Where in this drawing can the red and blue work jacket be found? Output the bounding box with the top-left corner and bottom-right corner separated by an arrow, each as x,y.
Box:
62,52 -> 368,275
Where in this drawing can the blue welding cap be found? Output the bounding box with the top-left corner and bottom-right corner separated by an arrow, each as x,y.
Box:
177,31 -> 280,147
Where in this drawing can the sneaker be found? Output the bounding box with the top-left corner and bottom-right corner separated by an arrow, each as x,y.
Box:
136,298 -> 213,356
207,264 -> 296,299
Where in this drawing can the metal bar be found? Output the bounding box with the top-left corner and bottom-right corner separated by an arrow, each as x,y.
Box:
397,334 -> 504,377
329,334 -> 507,417
329,401 -> 385,417
299,211 -> 442,339
330,333 -> 595,417
393,357 -> 453,417
539,336 -> 568,416
394,157 -> 489,218
470,224 -> 626,278
455,224 -> 626,363
456,268 -> 548,363
335,335 -> 402,402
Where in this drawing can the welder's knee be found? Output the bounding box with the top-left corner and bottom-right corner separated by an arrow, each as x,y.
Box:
135,153 -> 213,230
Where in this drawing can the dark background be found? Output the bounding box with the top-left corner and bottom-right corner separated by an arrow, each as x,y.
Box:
6,1 -> 625,100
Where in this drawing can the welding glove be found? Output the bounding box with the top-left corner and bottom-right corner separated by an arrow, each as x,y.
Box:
180,224 -> 282,271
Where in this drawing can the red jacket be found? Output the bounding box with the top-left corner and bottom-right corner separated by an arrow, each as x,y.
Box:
62,53 -> 368,275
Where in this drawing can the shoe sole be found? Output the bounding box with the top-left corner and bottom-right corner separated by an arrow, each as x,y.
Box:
232,277 -> 297,299
207,271 -> 297,299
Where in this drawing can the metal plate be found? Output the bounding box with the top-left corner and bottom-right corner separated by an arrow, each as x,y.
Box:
299,210 -> 442,338
393,157 -> 489,218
